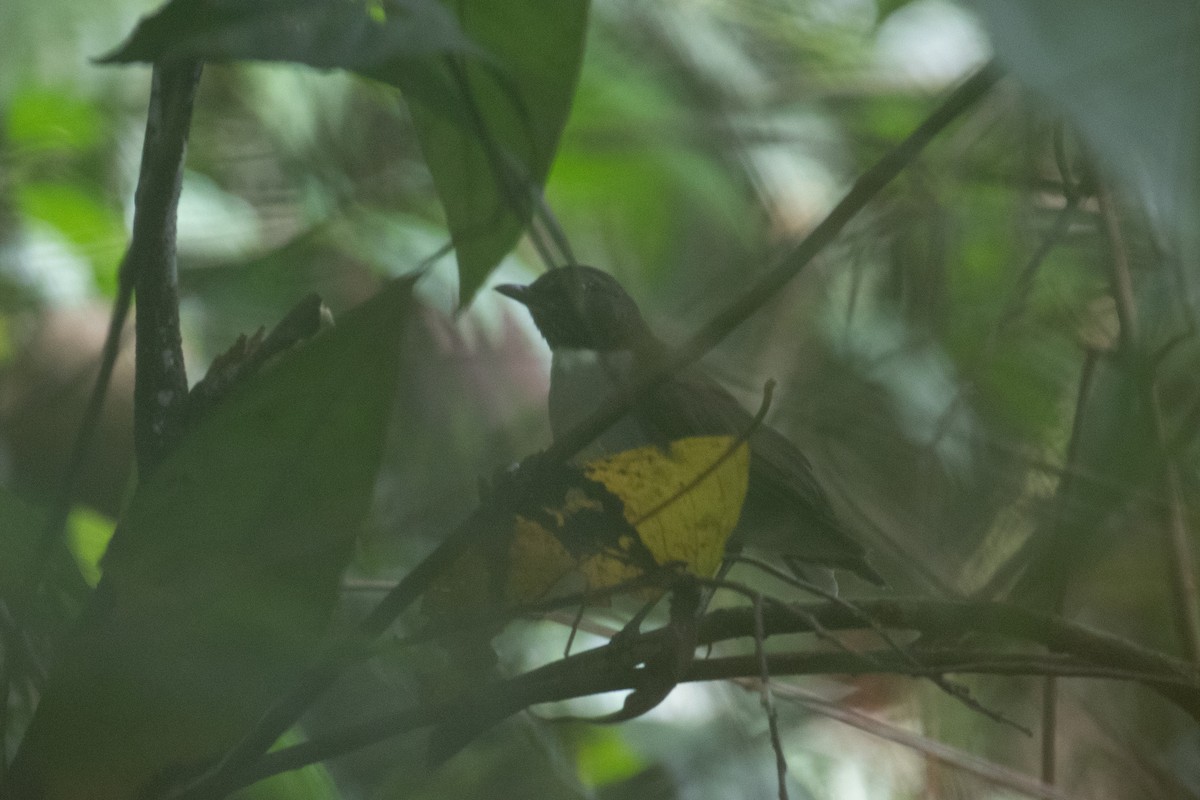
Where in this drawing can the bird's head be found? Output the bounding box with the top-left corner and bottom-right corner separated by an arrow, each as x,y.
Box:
496,266 -> 653,352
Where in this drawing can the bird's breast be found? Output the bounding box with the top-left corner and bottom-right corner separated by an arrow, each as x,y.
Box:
549,348 -> 647,455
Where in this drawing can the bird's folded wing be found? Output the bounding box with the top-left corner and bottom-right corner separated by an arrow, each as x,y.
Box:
642,368 -> 880,583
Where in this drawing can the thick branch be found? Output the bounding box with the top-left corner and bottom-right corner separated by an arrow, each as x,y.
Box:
700,600 -> 1199,711
222,598 -> 1200,793
130,60 -> 201,472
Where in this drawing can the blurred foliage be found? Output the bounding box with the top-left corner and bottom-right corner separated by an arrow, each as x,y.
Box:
0,0 -> 1199,798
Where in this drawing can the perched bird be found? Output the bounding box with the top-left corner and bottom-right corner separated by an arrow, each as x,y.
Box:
496,265 -> 882,587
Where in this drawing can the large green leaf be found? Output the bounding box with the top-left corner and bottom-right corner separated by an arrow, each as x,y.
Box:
100,0 -> 479,73
101,0 -> 591,303
98,0 -> 483,158
0,487 -> 50,594
3,279 -> 413,800
405,0 -> 589,302
0,489 -> 89,651
970,0 -> 1200,282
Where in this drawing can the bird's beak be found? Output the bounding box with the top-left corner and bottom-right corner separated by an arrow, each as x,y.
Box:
494,283 -> 532,305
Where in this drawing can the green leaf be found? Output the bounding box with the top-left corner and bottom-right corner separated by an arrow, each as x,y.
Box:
16,182 -> 126,293
547,39 -> 748,274
574,726 -> 646,788
99,0 -> 482,133
230,729 -> 339,800
875,0 -> 919,25
99,0 -> 480,71
101,0 -> 590,302
970,0 -> 1200,272
66,507 -> 116,588
4,279 -> 414,800
0,487 -> 89,612
0,486 -> 47,593
6,86 -> 104,153
405,0 -> 589,302
0,488 -> 89,702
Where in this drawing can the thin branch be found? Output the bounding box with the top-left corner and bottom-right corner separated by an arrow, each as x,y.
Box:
699,599 -> 1200,719
734,555 -> 1027,733
1096,185 -> 1136,351
689,651 -> 1179,686
752,593 -> 789,800
26,270 -> 132,601
975,347 -> 1101,602
766,683 -> 1071,800
1041,676 -> 1057,785
1097,182 -> 1200,663
1032,346 -> 1101,786
991,195 -> 1081,341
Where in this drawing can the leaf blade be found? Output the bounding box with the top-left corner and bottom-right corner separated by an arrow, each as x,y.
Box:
5,279 -> 413,800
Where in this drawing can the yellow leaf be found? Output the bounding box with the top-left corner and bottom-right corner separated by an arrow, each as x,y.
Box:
425,436 -> 749,622
579,436 -> 750,592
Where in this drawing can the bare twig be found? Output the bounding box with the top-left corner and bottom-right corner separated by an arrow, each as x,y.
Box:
1041,676 -> 1057,785
752,593 -> 789,800
562,599 -> 587,657
27,272 -> 132,601
1096,186 -> 1136,351
734,554 -> 1027,733
991,195 -> 1081,340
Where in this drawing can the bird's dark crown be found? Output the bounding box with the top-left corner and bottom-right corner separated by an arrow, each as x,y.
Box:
496,266 -> 655,352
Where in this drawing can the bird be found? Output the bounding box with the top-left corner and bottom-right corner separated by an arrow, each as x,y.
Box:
495,265 -> 882,588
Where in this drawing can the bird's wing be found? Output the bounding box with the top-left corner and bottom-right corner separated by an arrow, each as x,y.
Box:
641,367 -> 881,584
